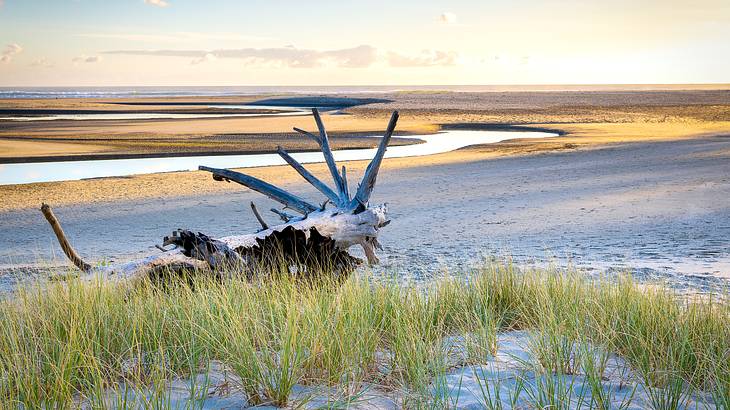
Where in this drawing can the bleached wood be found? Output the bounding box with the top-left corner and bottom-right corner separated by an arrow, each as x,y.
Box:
199,166 -> 318,214
40,203 -> 91,272
250,202 -> 268,230
277,146 -> 341,205
293,127 -> 321,144
219,204 -> 388,250
341,165 -> 350,201
311,108 -> 346,201
42,109 -> 399,281
270,208 -> 295,222
353,111 -> 399,206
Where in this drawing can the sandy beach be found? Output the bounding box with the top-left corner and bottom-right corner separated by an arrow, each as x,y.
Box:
2,90 -> 729,161
1,90 -> 729,292
0,97 -> 425,162
3,1 -> 730,406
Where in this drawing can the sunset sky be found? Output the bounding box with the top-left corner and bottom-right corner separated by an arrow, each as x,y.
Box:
1,0 -> 729,86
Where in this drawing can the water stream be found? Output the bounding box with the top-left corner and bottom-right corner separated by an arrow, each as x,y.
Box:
0,130 -> 558,185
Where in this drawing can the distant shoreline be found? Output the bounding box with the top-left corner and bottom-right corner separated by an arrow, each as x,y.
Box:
1,84 -> 730,99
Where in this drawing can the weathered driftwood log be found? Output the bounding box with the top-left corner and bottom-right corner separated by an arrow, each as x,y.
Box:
41,109 -> 398,283
40,203 -> 91,272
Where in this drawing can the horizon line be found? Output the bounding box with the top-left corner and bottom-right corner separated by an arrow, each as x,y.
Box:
1,83 -> 729,89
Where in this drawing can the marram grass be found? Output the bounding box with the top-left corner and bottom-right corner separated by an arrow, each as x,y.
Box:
0,262 -> 727,408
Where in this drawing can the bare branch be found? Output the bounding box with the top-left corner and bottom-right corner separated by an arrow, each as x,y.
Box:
199,166 -> 318,214
277,146 -> 341,205
353,110 -> 399,206
311,108 -> 346,200
270,208 -> 294,222
40,203 -> 91,272
341,165 -> 349,201
250,202 -> 269,230
293,127 -> 321,144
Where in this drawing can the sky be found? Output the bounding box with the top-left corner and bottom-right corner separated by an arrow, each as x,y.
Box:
0,0 -> 729,86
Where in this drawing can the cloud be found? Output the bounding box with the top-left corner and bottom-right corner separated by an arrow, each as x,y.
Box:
104,45 -> 459,68
1,43 -> 22,64
76,31 -> 272,43
105,45 -> 378,68
73,55 -> 102,63
144,0 -> 169,7
30,58 -> 54,68
190,53 -> 216,65
322,45 -> 378,68
439,12 -> 457,24
387,50 -> 458,67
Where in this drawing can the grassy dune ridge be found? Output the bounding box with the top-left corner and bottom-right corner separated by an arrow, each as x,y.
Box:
0,263 -> 728,408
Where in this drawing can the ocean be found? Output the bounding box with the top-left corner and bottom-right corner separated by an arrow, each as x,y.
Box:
1,84 -> 728,99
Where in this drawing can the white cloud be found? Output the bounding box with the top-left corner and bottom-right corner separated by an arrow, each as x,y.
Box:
144,0 -> 169,7
190,52 -> 217,65
73,55 -> 102,64
30,58 -> 54,68
77,33 -> 182,42
1,43 -> 22,64
387,49 -> 458,67
439,12 -> 457,24
106,45 -> 379,68
104,45 -> 459,68
76,31 -> 272,43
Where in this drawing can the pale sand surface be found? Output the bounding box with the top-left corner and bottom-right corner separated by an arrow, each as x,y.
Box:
2,90 -> 729,160
1,132 -> 728,293
86,330 -> 711,409
0,138 -> 111,158
1,121 -> 729,212
0,113 -> 434,139
0,134 -> 422,162
1,91 -> 730,292
0,96 -> 426,160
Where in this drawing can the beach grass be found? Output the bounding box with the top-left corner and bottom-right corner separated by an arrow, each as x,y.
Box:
0,262 -> 727,408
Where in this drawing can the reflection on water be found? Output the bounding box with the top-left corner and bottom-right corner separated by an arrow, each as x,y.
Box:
0,130 -> 557,185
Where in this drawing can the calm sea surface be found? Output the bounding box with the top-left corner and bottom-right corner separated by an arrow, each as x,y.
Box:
2,84 -> 727,99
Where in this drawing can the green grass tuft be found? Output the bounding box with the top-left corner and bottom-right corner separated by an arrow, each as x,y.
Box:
0,262 -> 727,408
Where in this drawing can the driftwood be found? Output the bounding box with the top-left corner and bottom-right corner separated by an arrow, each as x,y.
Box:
40,203 -> 91,272
41,109 -> 398,283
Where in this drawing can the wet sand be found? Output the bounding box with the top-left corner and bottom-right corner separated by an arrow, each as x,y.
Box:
1,121 -> 728,212
1,91 -> 729,291
3,90 -> 729,161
